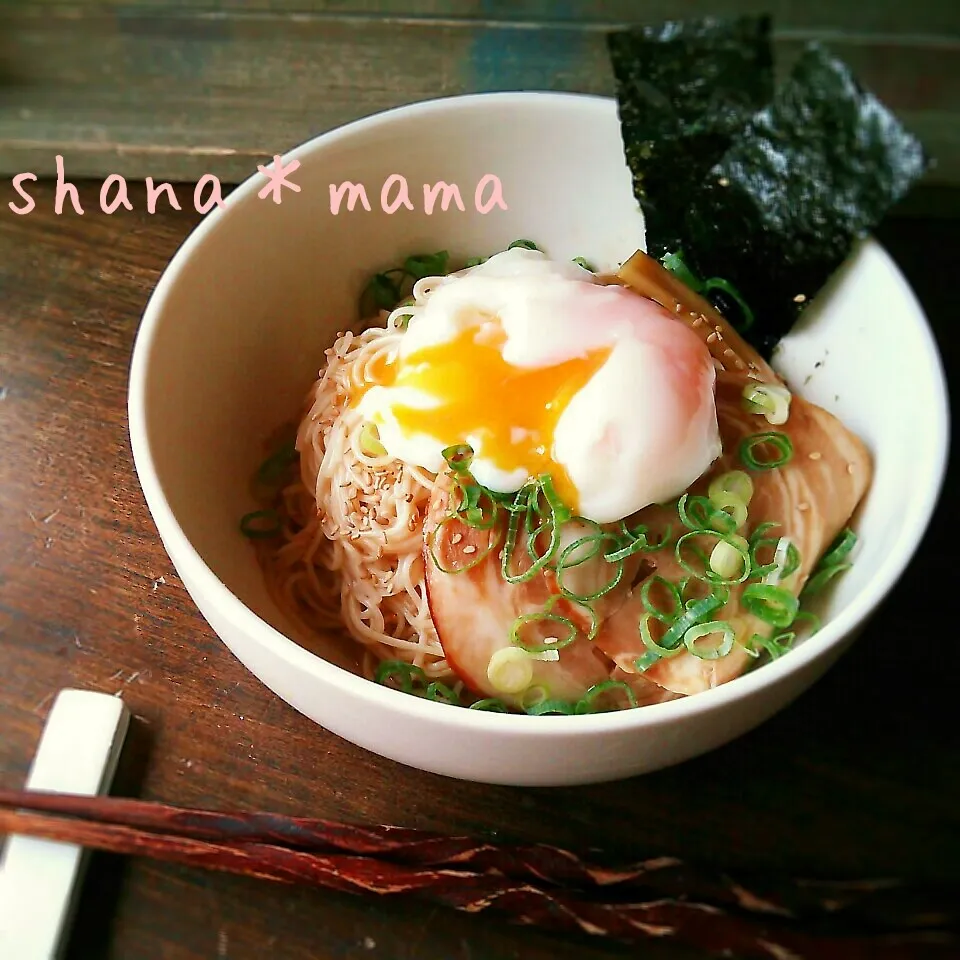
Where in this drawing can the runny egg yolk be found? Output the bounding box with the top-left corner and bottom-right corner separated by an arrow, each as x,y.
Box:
365,321 -> 609,511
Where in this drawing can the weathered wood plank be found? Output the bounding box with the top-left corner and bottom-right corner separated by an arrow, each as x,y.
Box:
1,4 -> 957,186
9,0 -> 960,34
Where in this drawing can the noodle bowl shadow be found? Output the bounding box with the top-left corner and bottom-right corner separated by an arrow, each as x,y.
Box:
128,93 -> 949,786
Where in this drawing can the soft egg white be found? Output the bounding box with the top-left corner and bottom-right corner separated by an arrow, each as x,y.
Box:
357,248 -> 721,522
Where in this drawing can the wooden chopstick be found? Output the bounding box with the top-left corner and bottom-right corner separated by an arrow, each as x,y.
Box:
0,791 -> 956,959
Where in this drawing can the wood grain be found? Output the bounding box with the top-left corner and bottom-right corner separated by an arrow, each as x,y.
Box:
0,2 -> 957,187
0,180 -> 959,960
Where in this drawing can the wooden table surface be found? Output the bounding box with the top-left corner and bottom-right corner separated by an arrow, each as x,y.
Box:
1,181 -> 958,960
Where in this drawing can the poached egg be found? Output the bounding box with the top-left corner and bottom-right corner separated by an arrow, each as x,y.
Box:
356,248 -> 721,523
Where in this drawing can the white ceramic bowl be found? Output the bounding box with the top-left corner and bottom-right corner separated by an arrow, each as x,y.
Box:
128,93 -> 949,786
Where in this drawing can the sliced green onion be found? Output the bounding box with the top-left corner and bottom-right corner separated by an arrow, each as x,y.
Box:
740,432 -> 794,471
603,535 -> 649,563
364,272 -> 402,311
702,277 -> 755,332
677,531 -> 750,585
709,491 -> 748,531
521,685 -> 548,709
742,382 -> 791,425
240,509 -> 281,539
501,487 -> 562,584
510,611 -> 577,654
762,536 -> 795,586
678,494 -> 735,534
525,699 -> 575,716
709,534 -> 750,581
614,520 -> 672,555
802,563 -> 852,596
539,474 -> 573,525
660,250 -> 704,292
741,584 -> 799,628
632,650 -> 662,673
640,576 -> 683,623
750,631 -> 797,659
254,442 -> 298,488
793,610 -> 822,634
486,647 -> 534,694
709,469 -> 754,505
469,697 -> 509,712
403,250 -> 449,280
375,660 -> 427,693
684,620 -> 735,659
656,588 -> 729,653
427,517 -> 499,575
442,443 -> 474,474
639,613 -> 686,658
451,478 -> 499,530
508,239 -> 539,251
575,680 -> 637,714
821,528 -> 858,568
556,536 -> 623,603
425,681 -> 459,705
572,257 -> 595,271
358,421 -> 387,457
749,527 -> 801,581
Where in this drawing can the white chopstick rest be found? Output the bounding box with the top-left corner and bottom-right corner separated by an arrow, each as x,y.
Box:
0,689 -> 130,960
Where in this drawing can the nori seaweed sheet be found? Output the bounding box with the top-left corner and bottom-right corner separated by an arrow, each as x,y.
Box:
607,17 -> 774,261
680,44 -> 930,356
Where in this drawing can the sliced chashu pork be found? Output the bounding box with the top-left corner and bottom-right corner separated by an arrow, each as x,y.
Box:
421,251 -> 871,706
422,476 -> 676,708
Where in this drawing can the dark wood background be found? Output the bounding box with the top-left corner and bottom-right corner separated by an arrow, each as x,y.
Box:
0,172 -> 958,959
0,0 -> 958,193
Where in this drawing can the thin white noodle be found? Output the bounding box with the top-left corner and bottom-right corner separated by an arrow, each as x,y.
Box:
260,294 -> 453,681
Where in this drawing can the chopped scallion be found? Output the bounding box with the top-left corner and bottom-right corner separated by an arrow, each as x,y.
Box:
741,583 -> 799,628
525,699 -> 576,716
375,660 -> 428,694
486,647 -> 534,694
469,697 -> 509,712
742,382 -> 792,425
442,443 -> 474,474
684,620 -> 735,659
425,681 -> 459,704
709,535 -> 749,581
740,432 -> 794,471
510,610 -> 577,654
640,576 -> 683,623
575,680 -> 637,714
802,563 -> 852,596
709,490 -> 748,531
709,469 -> 754,505
821,528 -> 858,567
358,421 -> 387,458
240,509 -> 282,539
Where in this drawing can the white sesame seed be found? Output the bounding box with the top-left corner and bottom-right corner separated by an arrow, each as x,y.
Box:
793,294 -> 807,304
462,545 -> 477,555
808,451 -> 822,460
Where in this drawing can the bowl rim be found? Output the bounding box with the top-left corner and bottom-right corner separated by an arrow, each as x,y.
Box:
128,90 -> 951,737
